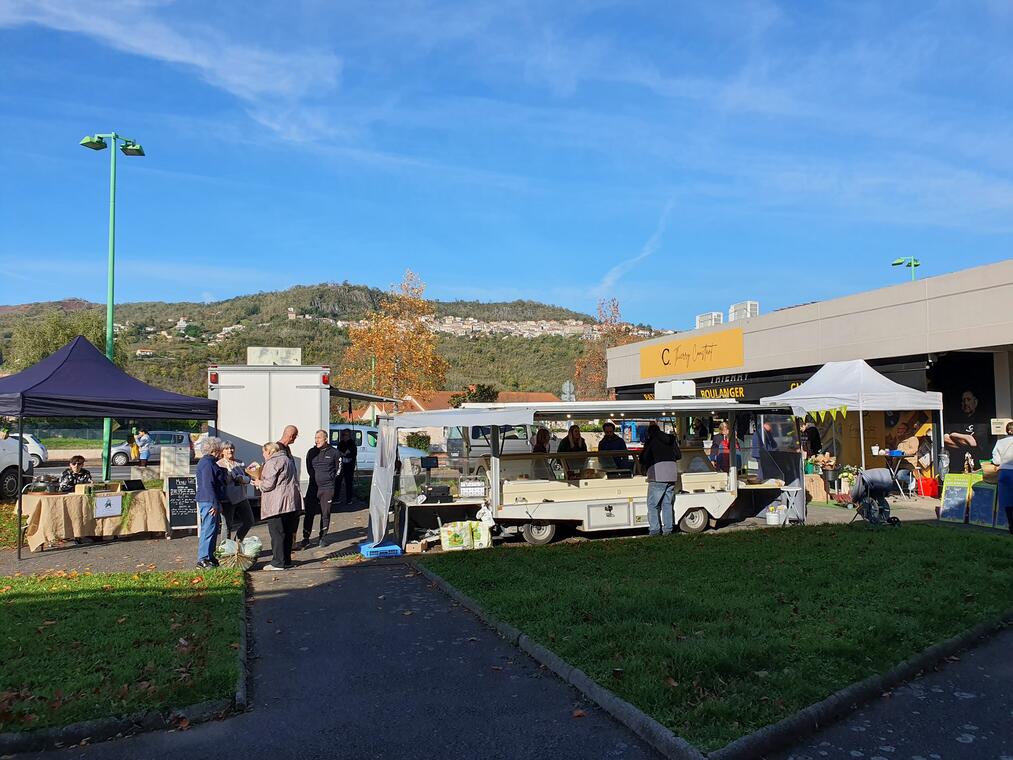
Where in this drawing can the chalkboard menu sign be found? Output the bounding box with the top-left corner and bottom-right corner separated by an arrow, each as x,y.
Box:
968,483 -> 998,528
939,473 -> 974,523
167,476 -> 198,531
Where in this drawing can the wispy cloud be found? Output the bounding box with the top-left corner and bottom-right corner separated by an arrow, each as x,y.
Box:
593,197 -> 676,297
0,0 -> 341,138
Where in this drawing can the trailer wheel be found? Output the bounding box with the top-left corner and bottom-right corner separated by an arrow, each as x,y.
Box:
678,508 -> 709,534
521,522 -> 556,545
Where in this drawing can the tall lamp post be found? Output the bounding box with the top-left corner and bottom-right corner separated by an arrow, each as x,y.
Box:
80,133 -> 145,481
891,256 -> 921,281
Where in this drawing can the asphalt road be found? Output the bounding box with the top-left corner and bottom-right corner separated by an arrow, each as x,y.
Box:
769,627 -> 1013,759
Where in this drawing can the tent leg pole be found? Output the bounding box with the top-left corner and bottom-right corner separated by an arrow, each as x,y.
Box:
16,415 -> 23,562
938,408 -> 945,478
859,408 -> 866,470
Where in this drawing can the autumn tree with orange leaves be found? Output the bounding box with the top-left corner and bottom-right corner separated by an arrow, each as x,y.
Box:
339,270 -> 448,401
573,298 -> 638,400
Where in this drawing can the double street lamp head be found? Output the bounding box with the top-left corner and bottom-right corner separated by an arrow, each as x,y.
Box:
79,135 -> 145,156
79,135 -> 107,150
891,257 -> 921,269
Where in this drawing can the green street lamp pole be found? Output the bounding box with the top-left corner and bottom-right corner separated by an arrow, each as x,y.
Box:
80,133 -> 145,481
891,256 -> 921,281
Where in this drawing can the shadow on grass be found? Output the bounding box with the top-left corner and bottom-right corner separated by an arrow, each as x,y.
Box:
0,569 -> 244,733
421,522 -> 1013,752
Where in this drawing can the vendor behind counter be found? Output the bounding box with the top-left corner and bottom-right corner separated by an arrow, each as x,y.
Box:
59,455 -> 93,493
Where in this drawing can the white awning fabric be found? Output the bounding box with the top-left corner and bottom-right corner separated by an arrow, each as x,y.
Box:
390,407 -> 535,429
760,360 -> 942,414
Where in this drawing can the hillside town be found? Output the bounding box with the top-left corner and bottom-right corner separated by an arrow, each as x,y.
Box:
116,308 -> 663,353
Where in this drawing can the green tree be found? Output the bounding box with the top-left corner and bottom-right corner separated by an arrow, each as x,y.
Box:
6,310 -> 127,371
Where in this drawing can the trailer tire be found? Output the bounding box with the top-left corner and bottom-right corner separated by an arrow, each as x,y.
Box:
521,522 -> 556,545
678,508 -> 708,534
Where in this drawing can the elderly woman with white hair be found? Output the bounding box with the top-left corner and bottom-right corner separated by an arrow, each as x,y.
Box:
195,436 -> 228,569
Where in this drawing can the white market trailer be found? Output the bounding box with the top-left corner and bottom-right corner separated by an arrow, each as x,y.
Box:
207,364 -> 331,487
366,399 -> 805,547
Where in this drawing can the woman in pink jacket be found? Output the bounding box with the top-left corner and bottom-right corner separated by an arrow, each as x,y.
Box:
254,442 -> 302,570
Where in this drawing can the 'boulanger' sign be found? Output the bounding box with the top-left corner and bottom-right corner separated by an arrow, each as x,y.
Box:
639,328 -> 744,380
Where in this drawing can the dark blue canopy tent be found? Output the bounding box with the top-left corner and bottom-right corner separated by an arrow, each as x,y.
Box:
0,336 -> 217,559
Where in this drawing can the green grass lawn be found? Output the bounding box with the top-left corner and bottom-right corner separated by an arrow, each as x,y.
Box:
422,524 -> 1013,752
0,569 -> 245,732
40,438 -> 124,450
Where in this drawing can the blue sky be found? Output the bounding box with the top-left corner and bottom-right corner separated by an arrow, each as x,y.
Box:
1,1 -> 1012,329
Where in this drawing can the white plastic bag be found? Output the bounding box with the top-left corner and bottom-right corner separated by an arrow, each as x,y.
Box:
217,538 -> 238,556
240,535 -> 263,558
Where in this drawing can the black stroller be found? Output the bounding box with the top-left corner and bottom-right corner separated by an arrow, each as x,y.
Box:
849,468 -> 901,526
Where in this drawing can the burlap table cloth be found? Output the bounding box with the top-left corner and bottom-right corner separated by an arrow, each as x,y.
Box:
23,489 -> 169,552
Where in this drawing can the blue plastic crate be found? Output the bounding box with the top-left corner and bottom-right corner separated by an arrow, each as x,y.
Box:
359,539 -> 403,559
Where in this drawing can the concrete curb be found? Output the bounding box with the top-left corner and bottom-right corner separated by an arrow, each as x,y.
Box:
235,573 -> 251,711
412,561 -> 706,760
415,560 -> 1013,760
0,581 -> 253,754
709,609 -> 1013,760
0,698 -> 233,755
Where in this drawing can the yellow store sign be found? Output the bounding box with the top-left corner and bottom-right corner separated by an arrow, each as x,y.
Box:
639,328 -> 745,380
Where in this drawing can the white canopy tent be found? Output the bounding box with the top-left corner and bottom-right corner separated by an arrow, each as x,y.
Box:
760,359 -> 943,469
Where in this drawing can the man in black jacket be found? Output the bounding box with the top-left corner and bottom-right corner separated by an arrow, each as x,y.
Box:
639,422 -> 682,536
300,429 -> 339,548
335,428 -> 357,505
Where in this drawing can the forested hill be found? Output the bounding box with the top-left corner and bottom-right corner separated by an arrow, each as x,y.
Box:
0,282 -> 601,397
0,283 -> 591,327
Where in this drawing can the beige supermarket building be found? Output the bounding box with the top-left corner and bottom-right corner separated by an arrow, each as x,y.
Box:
607,259 -> 1013,467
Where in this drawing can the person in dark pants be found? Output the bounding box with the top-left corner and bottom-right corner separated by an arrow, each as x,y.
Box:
300,430 -> 339,549
217,441 -> 255,541
335,428 -> 357,505
752,420 -> 778,480
255,442 -> 302,570
639,422 -> 681,536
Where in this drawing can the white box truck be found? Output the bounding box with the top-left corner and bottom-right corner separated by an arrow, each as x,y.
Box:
207,364 -> 331,489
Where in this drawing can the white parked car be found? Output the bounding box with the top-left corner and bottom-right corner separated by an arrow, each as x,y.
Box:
328,424 -> 428,474
9,433 -> 48,468
0,438 -> 34,499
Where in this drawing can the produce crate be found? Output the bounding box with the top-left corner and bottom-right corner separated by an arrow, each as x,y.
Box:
359,539 -> 403,559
